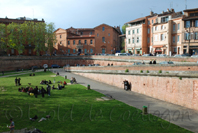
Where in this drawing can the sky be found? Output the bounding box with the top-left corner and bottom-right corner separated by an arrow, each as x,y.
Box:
0,0 -> 197,30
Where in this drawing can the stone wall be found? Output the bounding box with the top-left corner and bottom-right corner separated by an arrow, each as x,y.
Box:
74,72 -> 198,111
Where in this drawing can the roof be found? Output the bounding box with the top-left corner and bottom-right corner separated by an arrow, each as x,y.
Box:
125,17 -> 145,24
119,34 -> 126,37
94,23 -> 121,34
183,16 -> 198,21
183,8 -> 198,12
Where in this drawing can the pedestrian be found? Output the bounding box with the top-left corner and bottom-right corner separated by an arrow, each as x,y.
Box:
8,118 -> 15,133
15,77 -> 18,86
47,85 -> 51,96
18,78 -> 21,86
41,87 -> 45,98
2,71 -> 4,75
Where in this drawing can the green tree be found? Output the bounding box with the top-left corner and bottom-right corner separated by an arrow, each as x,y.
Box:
0,23 -> 7,52
45,22 -> 57,55
122,24 -> 127,34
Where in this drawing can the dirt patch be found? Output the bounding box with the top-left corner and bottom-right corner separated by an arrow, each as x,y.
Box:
50,75 -> 56,77
96,98 -> 104,101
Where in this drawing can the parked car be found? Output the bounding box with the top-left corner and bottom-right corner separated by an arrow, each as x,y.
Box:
183,53 -> 191,57
191,55 -> 198,57
156,54 -> 167,57
159,61 -> 174,64
115,53 -> 128,56
42,54 -> 50,56
142,54 -> 151,57
30,66 -> 39,70
43,64 -> 48,69
131,54 -> 140,56
174,54 -> 183,57
94,64 -> 100,66
133,62 -> 145,65
51,64 -> 60,68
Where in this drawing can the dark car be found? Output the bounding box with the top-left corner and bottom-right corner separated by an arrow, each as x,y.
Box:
51,64 -> 60,68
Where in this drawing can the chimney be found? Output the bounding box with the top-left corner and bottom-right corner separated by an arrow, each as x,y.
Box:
150,11 -> 154,16
162,11 -> 164,14
167,8 -> 170,12
171,8 -> 174,12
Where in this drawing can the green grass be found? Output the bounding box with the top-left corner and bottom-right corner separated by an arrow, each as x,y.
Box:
0,71 -> 191,133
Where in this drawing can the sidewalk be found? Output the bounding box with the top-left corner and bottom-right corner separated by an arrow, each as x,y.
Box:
55,69 -> 198,133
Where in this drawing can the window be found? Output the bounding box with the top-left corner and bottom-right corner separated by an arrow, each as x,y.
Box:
97,33 -> 99,37
147,37 -> 150,43
90,32 -> 92,35
102,37 -> 105,42
173,47 -> 177,52
155,26 -> 158,31
11,49 -> 14,54
161,16 -> 168,23
173,24 -> 175,31
108,33 -> 110,36
152,37 -> 153,42
147,28 -> 150,34
132,37 -> 134,43
152,20 -> 153,24
68,49 -> 70,53
156,18 -> 158,23
186,21 -> 190,28
73,49 -> 75,53
152,27 -> 153,33
79,40 -> 81,44
90,40 -> 93,44
173,36 -> 175,43
195,20 -> 198,27
137,29 -> 139,33
185,33 -> 190,40
128,39 -> 130,44
68,41 -> 70,45
161,34 -> 164,41
81,32 -> 83,35
85,40 -> 87,44
128,30 -> 130,35
132,30 -> 135,34
28,49 -> 31,54
195,32 -> 198,40
73,40 -> 75,45
90,49 -> 93,53
84,49 -> 87,53
178,23 -> 180,30
60,35 -> 61,38
155,35 -> 158,41
177,35 -> 180,42
102,27 -> 105,31
137,37 -> 139,43
60,41 -> 62,45
161,25 -> 164,30
148,20 -> 150,25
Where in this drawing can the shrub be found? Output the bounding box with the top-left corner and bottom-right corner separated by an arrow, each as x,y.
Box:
166,72 -> 169,73
179,77 -> 182,80
159,70 -> 162,73
140,70 -> 143,73
125,69 -> 129,72
147,70 -> 149,73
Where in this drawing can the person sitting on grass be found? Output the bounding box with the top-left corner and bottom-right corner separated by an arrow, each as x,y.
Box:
28,87 -> 33,93
18,88 -> 22,92
63,81 -> 67,85
70,77 -> 77,84
52,85 -> 56,89
22,87 -> 26,92
49,80 -> 52,84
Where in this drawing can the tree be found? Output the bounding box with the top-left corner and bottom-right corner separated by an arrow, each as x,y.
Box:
45,22 -> 57,55
121,49 -> 125,53
0,23 -> 7,52
122,24 -> 128,34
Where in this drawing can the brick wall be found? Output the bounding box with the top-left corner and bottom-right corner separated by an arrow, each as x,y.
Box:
74,72 -> 198,111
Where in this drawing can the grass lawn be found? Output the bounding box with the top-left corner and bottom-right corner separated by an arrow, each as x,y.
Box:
0,71 -> 191,133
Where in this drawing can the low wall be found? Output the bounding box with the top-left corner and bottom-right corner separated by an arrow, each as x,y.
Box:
74,72 -> 198,111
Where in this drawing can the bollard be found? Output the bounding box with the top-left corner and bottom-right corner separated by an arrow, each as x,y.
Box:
87,84 -> 90,90
142,106 -> 148,114
65,75 -> 67,79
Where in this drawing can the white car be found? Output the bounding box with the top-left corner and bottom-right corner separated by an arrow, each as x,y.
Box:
43,64 -> 48,68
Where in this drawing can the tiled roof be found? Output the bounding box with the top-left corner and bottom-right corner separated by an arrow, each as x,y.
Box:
125,17 -> 145,24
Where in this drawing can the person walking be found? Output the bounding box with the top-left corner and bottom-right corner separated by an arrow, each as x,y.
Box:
18,78 -> 21,86
8,118 -> 15,133
47,85 -> 51,96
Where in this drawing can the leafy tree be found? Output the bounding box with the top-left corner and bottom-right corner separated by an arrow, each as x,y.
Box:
45,22 -> 57,55
0,23 -> 7,52
121,49 -> 125,53
122,24 -> 127,34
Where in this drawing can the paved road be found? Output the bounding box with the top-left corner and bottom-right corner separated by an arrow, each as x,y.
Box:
51,68 -> 198,133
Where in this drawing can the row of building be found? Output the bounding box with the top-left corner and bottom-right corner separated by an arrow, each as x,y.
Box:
125,8 -> 198,55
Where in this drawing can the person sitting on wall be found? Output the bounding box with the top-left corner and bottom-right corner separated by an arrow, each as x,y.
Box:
153,59 -> 156,64
111,63 -> 113,66
123,79 -> 129,91
107,63 -> 110,66
149,60 -> 152,64
142,60 -> 145,64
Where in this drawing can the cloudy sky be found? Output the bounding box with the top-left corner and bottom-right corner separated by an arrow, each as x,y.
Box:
0,0 -> 197,30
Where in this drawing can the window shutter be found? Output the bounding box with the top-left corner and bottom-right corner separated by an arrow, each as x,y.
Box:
184,33 -> 186,40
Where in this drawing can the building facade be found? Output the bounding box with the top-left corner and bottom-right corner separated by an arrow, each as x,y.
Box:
54,24 -> 121,55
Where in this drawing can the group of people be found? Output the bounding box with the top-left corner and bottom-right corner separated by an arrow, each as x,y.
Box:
149,59 -> 156,64
70,77 -> 77,84
14,77 -> 21,86
40,80 -> 52,85
18,85 -> 51,97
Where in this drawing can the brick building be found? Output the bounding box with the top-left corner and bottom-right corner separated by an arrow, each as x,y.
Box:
0,16 -> 45,56
54,24 -> 121,55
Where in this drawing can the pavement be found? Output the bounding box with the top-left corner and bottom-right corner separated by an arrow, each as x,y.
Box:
52,68 -> 198,133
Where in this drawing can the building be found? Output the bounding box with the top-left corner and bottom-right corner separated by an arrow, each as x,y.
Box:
125,17 -> 149,54
182,8 -> 198,55
54,24 -> 121,55
0,16 -> 45,56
